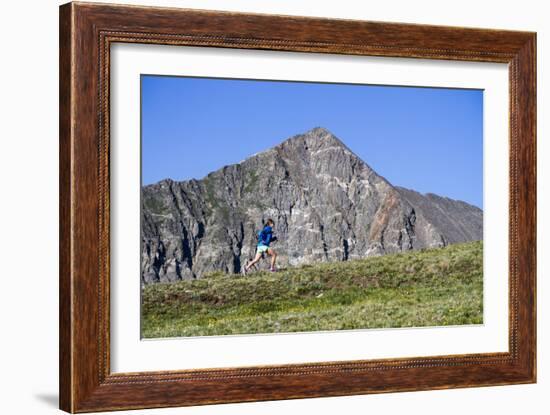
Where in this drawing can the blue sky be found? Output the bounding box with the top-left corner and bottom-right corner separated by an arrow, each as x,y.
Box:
142,75 -> 483,208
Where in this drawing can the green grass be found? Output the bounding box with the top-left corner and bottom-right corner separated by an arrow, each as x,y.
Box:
141,241 -> 483,338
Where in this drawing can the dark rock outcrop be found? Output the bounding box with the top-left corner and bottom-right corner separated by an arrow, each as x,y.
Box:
141,127 -> 482,283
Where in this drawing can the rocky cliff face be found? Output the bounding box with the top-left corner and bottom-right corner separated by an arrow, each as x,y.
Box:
141,127 -> 483,283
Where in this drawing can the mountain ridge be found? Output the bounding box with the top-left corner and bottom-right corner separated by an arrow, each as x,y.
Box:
141,127 -> 482,283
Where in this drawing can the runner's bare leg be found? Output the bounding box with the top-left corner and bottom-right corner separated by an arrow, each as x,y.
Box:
268,248 -> 277,270
246,252 -> 263,271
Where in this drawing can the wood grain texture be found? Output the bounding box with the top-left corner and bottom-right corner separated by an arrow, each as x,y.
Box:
59,2 -> 537,412
59,3 -> 73,412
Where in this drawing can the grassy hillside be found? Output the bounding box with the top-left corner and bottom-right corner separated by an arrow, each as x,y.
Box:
141,241 -> 483,338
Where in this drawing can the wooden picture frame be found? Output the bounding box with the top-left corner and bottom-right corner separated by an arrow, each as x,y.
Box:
59,2 -> 536,412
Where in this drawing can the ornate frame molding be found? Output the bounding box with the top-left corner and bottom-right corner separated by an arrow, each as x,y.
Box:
60,2 -> 536,412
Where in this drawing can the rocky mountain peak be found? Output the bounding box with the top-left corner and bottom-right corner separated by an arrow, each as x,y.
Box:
141,128 -> 483,283
278,127 -> 351,153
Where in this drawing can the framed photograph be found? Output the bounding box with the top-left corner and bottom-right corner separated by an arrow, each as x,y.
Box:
59,2 -> 536,412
